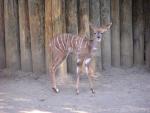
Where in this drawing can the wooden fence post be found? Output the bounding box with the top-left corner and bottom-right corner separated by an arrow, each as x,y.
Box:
120,0 -> 133,67
66,0 -> 78,74
51,0 -> 67,76
78,0 -> 90,37
61,0 -> 66,33
111,0 -> 120,67
19,0 -> 32,72
133,0 -> 144,66
100,0 -> 111,69
89,0 -> 102,72
45,0 -> 52,73
28,0 -> 45,73
144,0 -> 150,68
0,0 -> 5,69
4,0 -> 21,70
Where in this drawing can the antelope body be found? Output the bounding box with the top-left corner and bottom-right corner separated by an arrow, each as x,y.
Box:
49,23 -> 112,94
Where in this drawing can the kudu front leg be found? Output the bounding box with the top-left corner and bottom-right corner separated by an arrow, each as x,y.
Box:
76,59 -> 83,95
85,63 -> 95,94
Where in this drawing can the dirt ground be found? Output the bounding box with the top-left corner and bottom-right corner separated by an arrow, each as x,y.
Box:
0,67 -> 150,113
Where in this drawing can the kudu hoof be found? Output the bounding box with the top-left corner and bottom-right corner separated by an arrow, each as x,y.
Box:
76,89 -> 80,95
52,87 -> 60,93
90,88 -> 95,94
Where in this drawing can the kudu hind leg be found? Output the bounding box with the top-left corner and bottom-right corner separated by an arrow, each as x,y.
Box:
50,54 -> 65,93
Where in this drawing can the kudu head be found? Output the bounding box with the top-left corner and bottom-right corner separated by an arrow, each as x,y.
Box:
90,22 -> 112,42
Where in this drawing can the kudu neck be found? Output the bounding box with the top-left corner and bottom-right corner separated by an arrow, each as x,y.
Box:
90,38 -> 100,50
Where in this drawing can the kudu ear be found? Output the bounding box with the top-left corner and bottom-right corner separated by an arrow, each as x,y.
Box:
105,22 -> 112,29
100,22 -> 112,33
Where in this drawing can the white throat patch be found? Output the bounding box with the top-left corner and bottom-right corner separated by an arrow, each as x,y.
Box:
84,58 -> 91,65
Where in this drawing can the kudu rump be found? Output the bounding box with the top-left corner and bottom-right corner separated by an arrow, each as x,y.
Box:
49,23 -> 112,94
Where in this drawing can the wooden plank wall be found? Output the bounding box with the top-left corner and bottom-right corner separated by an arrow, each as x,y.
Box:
19,0 -> 32,72
144,0 -> 150,68
0,0 -> 5,69
111,0 -> 120,67
133,0 -> 144,65
4,0 -> 21,70
120,0 -> 133,67
28,0 -> 45,73
45,0 -> 52,73
100,0 -> 111,69
0,0 -> 149,73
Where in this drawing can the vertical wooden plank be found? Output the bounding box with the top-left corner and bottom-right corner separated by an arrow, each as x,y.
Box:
89,0 -> 102,72
28,0 -> 45,73
120,0 -> 133,67
0,0 -> 5,69
133,0 -> 144,65
66,0 -> 78,74
144,0 -> 150,68
45,0 -> 52,73
61,0 -> 67,77
4,0 -> 21,70
78,0 -> 90,37
19,0 -> 32,72
111,0 -> 120,67
100,0 -> 111,69
52,0 -> 67,75
61,0 -> 66,33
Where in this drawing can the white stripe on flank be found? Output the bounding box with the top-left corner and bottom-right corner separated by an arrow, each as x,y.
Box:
80,37 -> 84,49
66,34 -> 69,49
75,36 -> 79,47
71,35 -> 75,48
57,36 -> 61,48
56,36 -> 63,53
54,38 -> 61,52
63,34 -> 66,50
75,37 -> 78,47
61,35 -> 65,51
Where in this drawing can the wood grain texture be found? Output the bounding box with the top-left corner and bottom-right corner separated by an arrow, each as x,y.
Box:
0,0 -> 5,69
111,0 -> 120,67
78,0 -> 90,37
4,0 -> 21,70
28,0 -> 45,73
45,0 -> 52,73
133,0 -> 144,65
120,0 -> 133,67
61,0 -> 66,33
19,0 -> 32,72
144,0 -> 150,68
66,0 -> 78,74
89,0 -> 102,72
100,0 -> 111,69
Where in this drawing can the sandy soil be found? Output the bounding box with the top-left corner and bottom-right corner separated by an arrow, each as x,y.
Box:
0,67 -> 150,113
